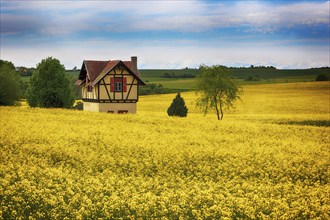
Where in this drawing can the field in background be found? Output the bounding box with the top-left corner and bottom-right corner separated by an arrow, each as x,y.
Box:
1,81 -> 329,219
20,68 -> 329,96
139,68 -> 329,90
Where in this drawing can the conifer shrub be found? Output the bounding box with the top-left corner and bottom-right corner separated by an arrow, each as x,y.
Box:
167,92 -> 188,117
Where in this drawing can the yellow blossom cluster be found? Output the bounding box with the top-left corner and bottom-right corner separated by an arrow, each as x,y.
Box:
0,82 -> 329,219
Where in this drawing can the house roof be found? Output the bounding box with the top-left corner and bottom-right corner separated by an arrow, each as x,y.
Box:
76,59 -> 145,86
123,61 -> 140,77
92,60 -> 120,85
84,60 -> 108,81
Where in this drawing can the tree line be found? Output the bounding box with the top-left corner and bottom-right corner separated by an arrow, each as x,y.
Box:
0,57 -> 245,120
0,57 -> 242,120
3,56 -> 330,120
0,57 -> 74,108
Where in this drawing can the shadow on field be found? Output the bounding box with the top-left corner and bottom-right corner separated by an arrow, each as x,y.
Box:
276,120 -> 330,127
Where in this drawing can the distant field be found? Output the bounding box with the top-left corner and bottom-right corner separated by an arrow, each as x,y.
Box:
1,81 -> 329,219
21,71 -> 80,83
140,68 -> 329,90
20,68 -> 329,92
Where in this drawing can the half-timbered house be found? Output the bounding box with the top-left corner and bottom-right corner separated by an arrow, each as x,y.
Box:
76,56 -> 145,113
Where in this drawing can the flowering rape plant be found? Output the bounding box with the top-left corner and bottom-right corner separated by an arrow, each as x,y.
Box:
1,82 -> 329,219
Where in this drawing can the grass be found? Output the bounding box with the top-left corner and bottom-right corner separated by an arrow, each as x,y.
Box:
20,68 -> 329,92
140,68 -> 329,90
20,68 -> 329,100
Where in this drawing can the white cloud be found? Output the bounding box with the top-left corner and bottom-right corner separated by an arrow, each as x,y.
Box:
1,1 -> 328,69
1,0 -> 329,34
1,39 -> 328,69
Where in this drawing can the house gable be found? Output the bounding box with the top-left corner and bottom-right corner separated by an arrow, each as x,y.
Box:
92,60 -> 146,86
76,60 -> 108,86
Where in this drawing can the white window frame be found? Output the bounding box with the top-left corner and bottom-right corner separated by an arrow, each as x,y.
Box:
115,81 -> 122,92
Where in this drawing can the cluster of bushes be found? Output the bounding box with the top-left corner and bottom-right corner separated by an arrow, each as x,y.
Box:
73,101 -> 83,110
315,74 -> 329,81
16,66 -> 35,76
0,58 -> 74,108
245,75 -> 260,81
139,83 -> 175,95
162,72 -> 195,78
310,67 -> 329,69
230,65 -> 276,69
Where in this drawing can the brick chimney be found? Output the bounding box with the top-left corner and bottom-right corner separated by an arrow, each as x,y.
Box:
131,56 -> 138,74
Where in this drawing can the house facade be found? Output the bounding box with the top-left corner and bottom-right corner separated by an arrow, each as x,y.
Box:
76,56 -> 145,113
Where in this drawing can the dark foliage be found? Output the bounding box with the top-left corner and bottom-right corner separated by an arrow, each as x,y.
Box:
167,92 -> 188,117
0,60 -> 21,105
27,57 -> 74,108
315,74 -> 329,81
19,81 -> 29,99
73,101 -> 84,110
162,72 -> 195,78
277,120 -> 330,127
16,66 -> 35,76
245,75 -> 260,81
139,83 -> 175,95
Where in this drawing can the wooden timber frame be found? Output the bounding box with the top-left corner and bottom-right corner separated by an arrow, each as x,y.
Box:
77,57 -> 145,113
81,61 -> 143,104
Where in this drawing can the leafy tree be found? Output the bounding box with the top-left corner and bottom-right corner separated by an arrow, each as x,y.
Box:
167,92 -> 188,117
195,65 -> 242,120
0,60 -> 21,105
27,57 -> 74,108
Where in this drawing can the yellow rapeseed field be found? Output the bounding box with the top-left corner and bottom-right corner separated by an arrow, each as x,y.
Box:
1,82 -> 329,219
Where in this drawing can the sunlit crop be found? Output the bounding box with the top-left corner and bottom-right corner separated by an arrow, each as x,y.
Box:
1,82 -> 329,219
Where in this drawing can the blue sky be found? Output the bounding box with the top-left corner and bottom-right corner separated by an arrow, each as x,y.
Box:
1,0 -> 329,69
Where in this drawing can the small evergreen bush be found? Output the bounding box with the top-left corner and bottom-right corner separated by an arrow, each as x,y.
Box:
167,92 -> 188,117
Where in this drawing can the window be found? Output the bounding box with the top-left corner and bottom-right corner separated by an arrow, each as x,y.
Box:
110,77 -> 127,92
115,81 -> 122,92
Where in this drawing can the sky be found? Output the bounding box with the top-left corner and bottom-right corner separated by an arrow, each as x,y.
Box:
0,0 -> 329,69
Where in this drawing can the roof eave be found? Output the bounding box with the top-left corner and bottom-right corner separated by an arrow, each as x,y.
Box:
75,79 -> 85,86
120,61 -> 146,85
92,60 -> 120,86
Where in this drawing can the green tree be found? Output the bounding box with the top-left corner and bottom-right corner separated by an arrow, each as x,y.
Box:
195,65 -> 242,120
167,92 -> 188,117
27,57 -> 74,108
0,60 -> 21,105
